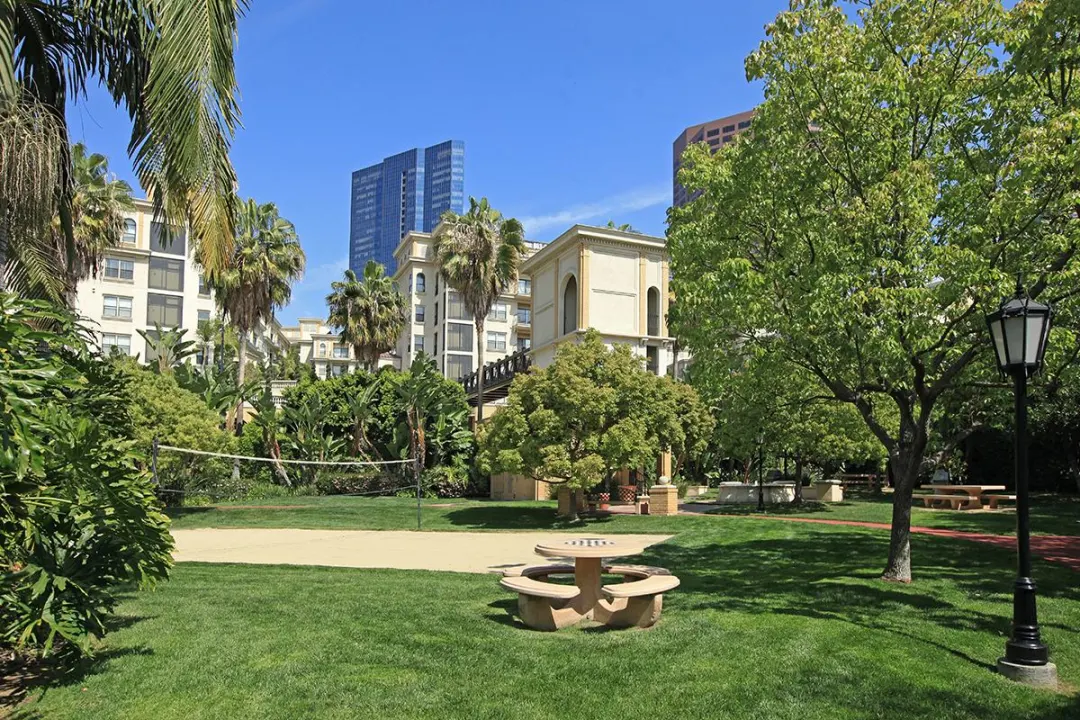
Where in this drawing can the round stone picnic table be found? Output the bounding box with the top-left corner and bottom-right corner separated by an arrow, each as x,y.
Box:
534,537 -> 646,620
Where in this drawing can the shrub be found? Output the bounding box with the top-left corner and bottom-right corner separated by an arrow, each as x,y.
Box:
0,295 -> 172,658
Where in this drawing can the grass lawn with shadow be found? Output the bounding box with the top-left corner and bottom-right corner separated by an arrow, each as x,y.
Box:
14,518 -> 1080,720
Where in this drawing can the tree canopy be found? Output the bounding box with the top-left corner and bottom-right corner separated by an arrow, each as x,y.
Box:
326,261 -> 407,372
668,0 -> 1080,581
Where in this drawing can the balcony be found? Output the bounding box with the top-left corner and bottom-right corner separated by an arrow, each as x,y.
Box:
462,349 -> 531,406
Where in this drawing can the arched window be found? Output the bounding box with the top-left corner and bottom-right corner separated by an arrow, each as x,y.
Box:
121,218 -> 137,244
319,342 -> 327,357
416,272 -> 426,293
647,287 -> 660,336
562,275 -> 578,336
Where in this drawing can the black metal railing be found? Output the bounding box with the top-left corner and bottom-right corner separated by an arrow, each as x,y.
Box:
462,349 -> 532,396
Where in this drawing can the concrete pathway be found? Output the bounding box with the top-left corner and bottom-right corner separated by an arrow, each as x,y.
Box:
171,529 -> 672,575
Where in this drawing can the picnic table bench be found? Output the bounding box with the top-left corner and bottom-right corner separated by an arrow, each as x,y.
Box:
915,485 -> 1007,510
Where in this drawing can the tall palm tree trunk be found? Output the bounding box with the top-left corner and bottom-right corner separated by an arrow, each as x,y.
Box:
474,318 -> 485,427
232,334 -> 247,481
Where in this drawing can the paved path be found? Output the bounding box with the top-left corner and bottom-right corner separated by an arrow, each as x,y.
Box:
680,509 -> 1080,572
171,529 -> 672,575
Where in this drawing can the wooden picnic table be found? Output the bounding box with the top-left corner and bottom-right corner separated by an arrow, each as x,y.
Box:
534,537 -> 646,621
923,484 -> 1006,510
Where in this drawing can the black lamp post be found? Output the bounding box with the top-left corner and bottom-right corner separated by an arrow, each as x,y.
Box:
756,432 -> 765,512
985,283 -> 1056,684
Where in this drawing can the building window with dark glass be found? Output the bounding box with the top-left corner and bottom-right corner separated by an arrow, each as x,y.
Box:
446,355 -> 473,381
738,120 -> 752,129
103,294 -> 133,320
104,257 -> 135,281
723,134 -> 734,143
447,291 -> 471,320
146,293 -> 182,328
149,222 -> 187,255
487,331 -> 507,352
646,346 -> 659,375
517,278 -> 531,295
516,337 -> 532,352
647,287 -> 661,336
516,307 -> 531,325
562,276 -> 578,335
414,334 -> 424,353
706,128 -> 719,137
723,124 -> 735,133
415,305 -> 426,323
415,273 -> 426,293
101,333 -> 131,356
198,274 -> 211,296
121,219 -> 137,245
487,302 -> 508,322
447,324 -> 472,352
149,257 -> 184,292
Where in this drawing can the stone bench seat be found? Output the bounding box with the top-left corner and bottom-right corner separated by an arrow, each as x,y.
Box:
982,494 -> 1017,509
502,564 -> 576,579
602,575 -> 680,599
499,576 -> 581,631
602,564 -> 672,579
916,494 -> 976,510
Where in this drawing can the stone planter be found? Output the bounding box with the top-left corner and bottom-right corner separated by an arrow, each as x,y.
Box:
716,481 -> 796,504
684,485 -> 710,499
597,492 -> 611,511
617,485 -> 637,504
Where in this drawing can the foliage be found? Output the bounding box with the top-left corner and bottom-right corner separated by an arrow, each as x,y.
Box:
326,261 -> 407,371
137,324 -> 196,374
0,294 -> 172,658
478,330 -> 712,495
432,196 -> 527,423
5,142 -> 134,302
281,392 -> 345,486
2,0 -> 245,278
115,360 -> 236,504
667,0 -> 1080,580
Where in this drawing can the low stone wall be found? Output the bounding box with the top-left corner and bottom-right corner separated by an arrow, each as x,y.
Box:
717,482 -> 795,504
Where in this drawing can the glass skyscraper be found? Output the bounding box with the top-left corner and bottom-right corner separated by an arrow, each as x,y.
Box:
349,140 -> 464,275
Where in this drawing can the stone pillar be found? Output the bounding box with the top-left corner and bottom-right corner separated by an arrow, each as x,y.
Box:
650,484 -> 678,515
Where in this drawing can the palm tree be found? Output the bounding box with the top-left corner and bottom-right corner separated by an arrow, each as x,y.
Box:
196,316 -> 221,369
432,197 -> 526,425
605,220 -> 637,232
137,324 -> 196,374
326,261 -> 407,372
1,1 -> 244,290
5,142 -> 134,301
214,199 -> 305,425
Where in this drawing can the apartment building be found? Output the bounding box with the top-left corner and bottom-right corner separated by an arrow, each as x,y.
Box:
391,231 -> 545,381
73,198 -> 218,363
279,318 -> 399,380
672,109 -> 755,207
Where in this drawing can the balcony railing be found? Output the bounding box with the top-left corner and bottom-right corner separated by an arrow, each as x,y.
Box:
462,349 -> 532,400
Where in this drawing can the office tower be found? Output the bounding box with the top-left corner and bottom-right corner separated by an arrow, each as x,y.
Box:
349,140 -> 464,274
672,110 -> 755,207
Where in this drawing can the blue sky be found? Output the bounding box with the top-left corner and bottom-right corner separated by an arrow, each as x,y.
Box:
67,0 -> 785,324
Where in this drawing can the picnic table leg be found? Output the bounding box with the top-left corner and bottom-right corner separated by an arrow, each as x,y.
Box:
573,557 -> 604,619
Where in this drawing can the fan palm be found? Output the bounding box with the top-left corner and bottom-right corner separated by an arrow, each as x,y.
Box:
214,199 -> 305,424
326,261 -> 407,372
5,142 -> 134,301
0,0 -> 245,293
432,197 -> 526,425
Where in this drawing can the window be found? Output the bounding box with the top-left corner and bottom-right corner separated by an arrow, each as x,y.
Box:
517,278 -> 531,295
434,302 -> 439,324
647,287 -> 661,336
149,257 -> 184,291
435,275 -> 439,294
103,257 -> 134,281
197,309 -> 211,326
198,274 -> 211,296
446,355 -> 473,381
102,295 -> 133,320
413,334 -> 424,353
487,302 -> 508,322
722,124 -> 735,133
433,333 -> 438,356
101,333 -> 131,356
330,364 -> 348,377
516,307 -> 531,325
149,222 -> 187,255
646,346 -> 659,375
318,342 -> 327,357
738,120 -> 752,129
723,134 -> 734,143
146,293 -> 182,327
333,346 -> 349,359
121,219 -> 137,244
516,337 -> 532,352
447,291 -> 471,320
415,272 -> 426,293
487,331 -> 507,352
706,128 -> 720,137
415,304 -> 426,323
447,324 -> 473,352
562,275 -> 578,335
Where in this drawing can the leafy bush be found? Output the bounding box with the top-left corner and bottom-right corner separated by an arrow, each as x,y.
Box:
0,295 -> 172,658
114,360 -> 237,504
422,465 -> 470,498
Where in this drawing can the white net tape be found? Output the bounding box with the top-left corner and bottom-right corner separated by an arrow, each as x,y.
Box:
155,444 -> 414,467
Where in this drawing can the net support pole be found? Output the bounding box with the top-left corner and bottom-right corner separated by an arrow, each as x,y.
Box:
415,448 -> 422,531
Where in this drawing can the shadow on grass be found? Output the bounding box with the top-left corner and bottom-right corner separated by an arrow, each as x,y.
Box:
444,505 -> 613,531
694,501 -> 843,517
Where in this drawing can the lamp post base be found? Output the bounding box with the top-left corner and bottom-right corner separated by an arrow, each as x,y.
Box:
996,659 -> 1058,689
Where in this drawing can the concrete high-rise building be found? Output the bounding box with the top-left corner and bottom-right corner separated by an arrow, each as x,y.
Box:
672,109 -> 755,207
349,140 -> 465,275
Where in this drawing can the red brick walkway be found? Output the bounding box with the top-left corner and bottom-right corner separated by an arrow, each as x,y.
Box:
737,514 -> 1080,571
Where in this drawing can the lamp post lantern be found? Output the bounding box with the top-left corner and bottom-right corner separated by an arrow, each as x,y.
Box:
985,283 -> 1057,687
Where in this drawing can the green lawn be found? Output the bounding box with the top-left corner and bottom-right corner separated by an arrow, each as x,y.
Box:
15,518 -> 1080,719
165,494 -> 1080,537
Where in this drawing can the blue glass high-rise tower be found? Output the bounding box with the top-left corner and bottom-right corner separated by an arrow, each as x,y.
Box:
349,140 -> 465,275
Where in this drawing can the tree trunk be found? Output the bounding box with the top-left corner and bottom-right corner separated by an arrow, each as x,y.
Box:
474,318 -> 485,428
268,435 -> 290,486
793,452 -> 804,504
1066,445 -> 1080,495
882,436 -> 925,583
232,335 -> 247,482
0,225 -> 7,293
